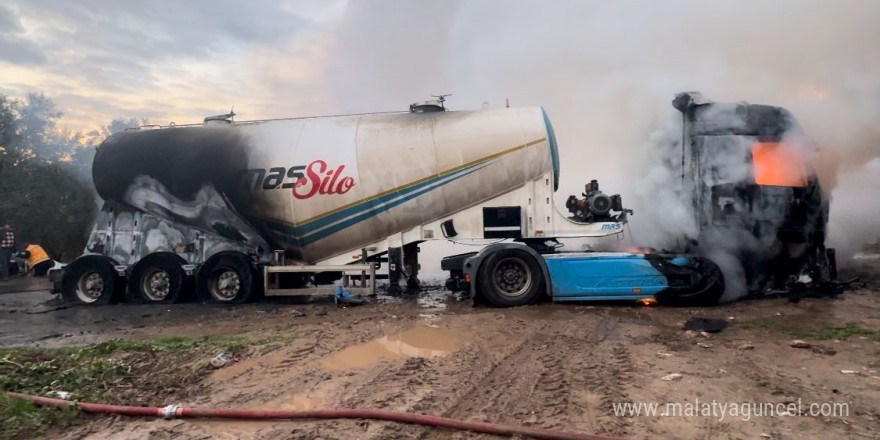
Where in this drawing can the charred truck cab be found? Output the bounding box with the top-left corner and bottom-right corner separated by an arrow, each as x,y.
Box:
672,92 -> 836,294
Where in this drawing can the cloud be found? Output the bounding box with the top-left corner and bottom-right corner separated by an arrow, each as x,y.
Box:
2,0 -> 879,177
0,0 -> 348,129
0,5 -> 46,65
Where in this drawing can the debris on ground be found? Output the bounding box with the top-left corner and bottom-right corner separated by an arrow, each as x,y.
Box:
697,342 -> 713,349
810,346 -> 837,356
334,286 -> 365,307
290,309 -> 306,317
210,353 -> 232,368
790,339 -> 812,349
738,342 -> 756,350
46,391 -> 71,399
661,373 -> 683,381
786,277 -> 864,303
25,302 -> 69,314
683,317 -> 728,333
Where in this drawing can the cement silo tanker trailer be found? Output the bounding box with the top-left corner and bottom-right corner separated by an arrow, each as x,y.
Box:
57,100 -> 723,307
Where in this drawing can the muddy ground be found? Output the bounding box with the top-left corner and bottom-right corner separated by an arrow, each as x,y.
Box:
1,266 -> 879,440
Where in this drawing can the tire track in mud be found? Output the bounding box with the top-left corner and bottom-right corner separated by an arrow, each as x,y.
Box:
717,346 -> 875,440
211,313 -> 635,439
319,319 -> 551,440
415,320 -> 587,439
572,342 -> 635,436
328,355 -> 442,439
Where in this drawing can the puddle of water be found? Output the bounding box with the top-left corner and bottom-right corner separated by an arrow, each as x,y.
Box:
320,325 -> 462,370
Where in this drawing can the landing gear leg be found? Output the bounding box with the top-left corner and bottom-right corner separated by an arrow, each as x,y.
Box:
403,242 -> 421,293
387,247 -> 403,296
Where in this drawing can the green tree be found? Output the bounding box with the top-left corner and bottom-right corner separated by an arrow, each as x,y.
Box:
0,93 -> 95,261
0,92 -> 153,261
17,92 -> 64,162
0,95 -> 22,166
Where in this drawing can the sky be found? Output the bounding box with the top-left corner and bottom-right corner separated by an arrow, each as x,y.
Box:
2,0 -> 879,262
3,1 -> 878,161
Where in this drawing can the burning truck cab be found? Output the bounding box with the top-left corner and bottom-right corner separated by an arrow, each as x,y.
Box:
672,92 -> 836,295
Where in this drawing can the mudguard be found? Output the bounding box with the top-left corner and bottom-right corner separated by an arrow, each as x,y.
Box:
463,243 -> 554,300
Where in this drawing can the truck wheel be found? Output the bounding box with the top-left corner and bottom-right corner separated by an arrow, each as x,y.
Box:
477,249 -> 545,307
61,257 -> 120,305
196,253 -> 255,304
128,255 -> 186,304
657,257 -> 725,307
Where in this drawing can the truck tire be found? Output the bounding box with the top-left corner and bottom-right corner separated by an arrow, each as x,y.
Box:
196,253 -> 255,304
656,257 -> 725,307
127,254 -> 186,304
477,248 -> 545,307
61,257 -> 121,305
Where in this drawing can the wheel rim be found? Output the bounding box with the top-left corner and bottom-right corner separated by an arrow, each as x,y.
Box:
491,257 -> 531,298
141,268 -> 171,301
211,269 -> 241,301
76,271 -> 105,303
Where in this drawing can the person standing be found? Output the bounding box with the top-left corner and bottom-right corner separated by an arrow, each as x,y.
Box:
0,224 -> 15,281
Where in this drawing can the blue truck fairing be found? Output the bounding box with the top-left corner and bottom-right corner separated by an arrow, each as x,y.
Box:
543,252 -> 667,301
541,252 -> 722,304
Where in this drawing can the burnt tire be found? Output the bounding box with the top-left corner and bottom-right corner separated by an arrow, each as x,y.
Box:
61,257 -> 121,305
127,255 -> 186,304
196,253 -> 255,304
656,257 -> 725,307
477,248 -> 545,307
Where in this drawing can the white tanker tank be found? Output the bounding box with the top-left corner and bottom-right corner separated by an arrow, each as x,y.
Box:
62,104 -> 630,305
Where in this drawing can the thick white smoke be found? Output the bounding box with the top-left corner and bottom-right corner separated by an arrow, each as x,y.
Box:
256,1 -> 880,281
827,158 -> 880,258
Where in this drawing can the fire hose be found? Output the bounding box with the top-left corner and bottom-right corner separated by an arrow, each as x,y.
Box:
6,391 -> 641,440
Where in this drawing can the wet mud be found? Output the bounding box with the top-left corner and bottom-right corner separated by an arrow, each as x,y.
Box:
1,269 -> 878,439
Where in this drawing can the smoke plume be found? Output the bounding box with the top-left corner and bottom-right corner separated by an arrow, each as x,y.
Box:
310,1 -> 880,283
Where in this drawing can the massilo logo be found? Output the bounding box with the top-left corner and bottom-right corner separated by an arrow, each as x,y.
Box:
242,160 -> 356,199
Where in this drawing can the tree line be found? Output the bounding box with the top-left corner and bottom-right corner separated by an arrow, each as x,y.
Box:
0,92 -> 145,262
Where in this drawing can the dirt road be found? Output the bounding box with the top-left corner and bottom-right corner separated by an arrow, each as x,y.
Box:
1,268 -> 878,440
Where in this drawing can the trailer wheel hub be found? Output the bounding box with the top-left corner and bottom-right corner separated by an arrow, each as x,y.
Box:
76,272 -> 104,303
213,270 -> 241,300
141,269 -> 170,301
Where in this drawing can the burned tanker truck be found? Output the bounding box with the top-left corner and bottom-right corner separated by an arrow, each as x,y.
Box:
57,101 -> 628,306
57,97 -> 725,307
670,92 -> 836,295
57,94 -> 831,307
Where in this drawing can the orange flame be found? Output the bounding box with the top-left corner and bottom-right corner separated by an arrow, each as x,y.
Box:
636,298 -> 658,306
751,142 -> 808,187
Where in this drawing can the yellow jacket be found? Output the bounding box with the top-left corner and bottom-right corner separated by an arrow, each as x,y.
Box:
25,244 -> 50,268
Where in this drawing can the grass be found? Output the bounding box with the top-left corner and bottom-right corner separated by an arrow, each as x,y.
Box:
85,334 -> 251,355
740,319 -> 880,342
812,322 -> 880,341
0,334 -> 254,440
